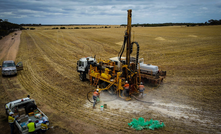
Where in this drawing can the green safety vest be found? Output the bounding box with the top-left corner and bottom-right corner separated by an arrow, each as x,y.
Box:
27,122 -> 35,132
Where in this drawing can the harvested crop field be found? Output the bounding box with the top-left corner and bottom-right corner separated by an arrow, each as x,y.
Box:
0,25 -> 221,133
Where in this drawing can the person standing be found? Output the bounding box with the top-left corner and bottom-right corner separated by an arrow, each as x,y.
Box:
138,82 -> 145,98
93,89 -> 100,109
8,112 -> 15,134
124,81 -> 130,97
27,119 -> 36,134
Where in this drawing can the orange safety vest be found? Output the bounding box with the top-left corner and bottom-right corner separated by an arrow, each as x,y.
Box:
138,85 -> 145,90
93,91 -> 99,97
124,83 -> 129,89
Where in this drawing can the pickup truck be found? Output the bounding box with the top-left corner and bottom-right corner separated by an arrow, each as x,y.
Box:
0,60 -> 23,76
5,96 -> 49,134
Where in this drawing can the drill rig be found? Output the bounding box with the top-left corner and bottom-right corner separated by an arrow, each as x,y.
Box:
77,9 -> 166,101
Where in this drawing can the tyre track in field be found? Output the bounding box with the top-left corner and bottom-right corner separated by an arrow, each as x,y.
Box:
27,32 -> 79,81
39,30 -> 93,59
37,31 -> 80,61
65,31 -> 114,58
31,32 -> 73,64
58,31 -> 85,59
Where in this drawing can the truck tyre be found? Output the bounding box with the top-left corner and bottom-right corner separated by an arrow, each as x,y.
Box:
80,72 -> 85,81
25,102 -> 37,114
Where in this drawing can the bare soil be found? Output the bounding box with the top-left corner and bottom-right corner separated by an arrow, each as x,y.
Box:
0,26 -> 221,134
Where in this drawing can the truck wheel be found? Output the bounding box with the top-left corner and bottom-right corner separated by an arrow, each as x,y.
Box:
80,72 -> 85,81
25,102 -> 37,114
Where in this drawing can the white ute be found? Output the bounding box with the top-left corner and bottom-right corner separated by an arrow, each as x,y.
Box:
5,96 -> 49,134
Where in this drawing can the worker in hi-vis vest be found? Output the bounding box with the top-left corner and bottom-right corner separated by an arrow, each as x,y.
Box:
138,82 -> 145,98
124,81 -> 130,97
8,112 -> 15,134
27,119 -> 36,134
93,89 -> 100,109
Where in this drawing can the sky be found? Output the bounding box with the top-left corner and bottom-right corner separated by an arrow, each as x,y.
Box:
0,0 -> 221,25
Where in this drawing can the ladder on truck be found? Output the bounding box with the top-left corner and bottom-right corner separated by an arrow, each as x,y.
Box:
93,77 -> 100,86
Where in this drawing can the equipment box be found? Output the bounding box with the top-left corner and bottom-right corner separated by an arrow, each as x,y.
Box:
18,108 -> 26,115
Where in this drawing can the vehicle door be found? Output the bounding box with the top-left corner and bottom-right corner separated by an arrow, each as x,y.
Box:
16,62 -> 23,70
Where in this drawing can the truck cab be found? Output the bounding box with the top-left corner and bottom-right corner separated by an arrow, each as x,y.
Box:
77,57 -> 96,81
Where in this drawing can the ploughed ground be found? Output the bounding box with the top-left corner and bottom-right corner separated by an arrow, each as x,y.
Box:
0,26 -> 221,134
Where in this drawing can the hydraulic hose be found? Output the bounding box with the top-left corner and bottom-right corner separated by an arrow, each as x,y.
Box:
131,95 -> 154,104
87,90 -> 94,103
131,42 -> 139,70
118,34 -> 127,63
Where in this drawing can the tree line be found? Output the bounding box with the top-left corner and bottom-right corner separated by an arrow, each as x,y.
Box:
0,19 -> 21,38
120,19 -> 221,27
1,18 -> 220,39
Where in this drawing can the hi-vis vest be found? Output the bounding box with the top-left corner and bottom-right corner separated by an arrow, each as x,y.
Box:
27,122 -> 35,132
8,116 -> 15,123
93,91 -> 99,97
138,85 -> 145,91
124,84 -> 129,89
41,123 -> 48,130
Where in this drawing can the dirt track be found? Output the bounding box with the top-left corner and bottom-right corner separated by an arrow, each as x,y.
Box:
0,26 -> 221,134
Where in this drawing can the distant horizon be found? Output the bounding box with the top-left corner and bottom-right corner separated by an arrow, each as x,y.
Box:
1,0 -> 220,25
13,21 -> 214,26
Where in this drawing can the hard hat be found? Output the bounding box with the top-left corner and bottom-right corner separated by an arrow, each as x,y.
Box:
125,81 -> 128,83
9,112 -> 14,115
140,82 -> 143,85
96,89 -> 99,92
29,119 -> 32,122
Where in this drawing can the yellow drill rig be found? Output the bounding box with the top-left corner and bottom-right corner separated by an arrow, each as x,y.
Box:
77,9 -> 166,101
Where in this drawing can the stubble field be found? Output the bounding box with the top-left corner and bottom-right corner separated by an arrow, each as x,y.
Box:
0,25 -> 221,134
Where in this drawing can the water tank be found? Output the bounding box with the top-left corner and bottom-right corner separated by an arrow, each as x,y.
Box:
140,63 -> 159,75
